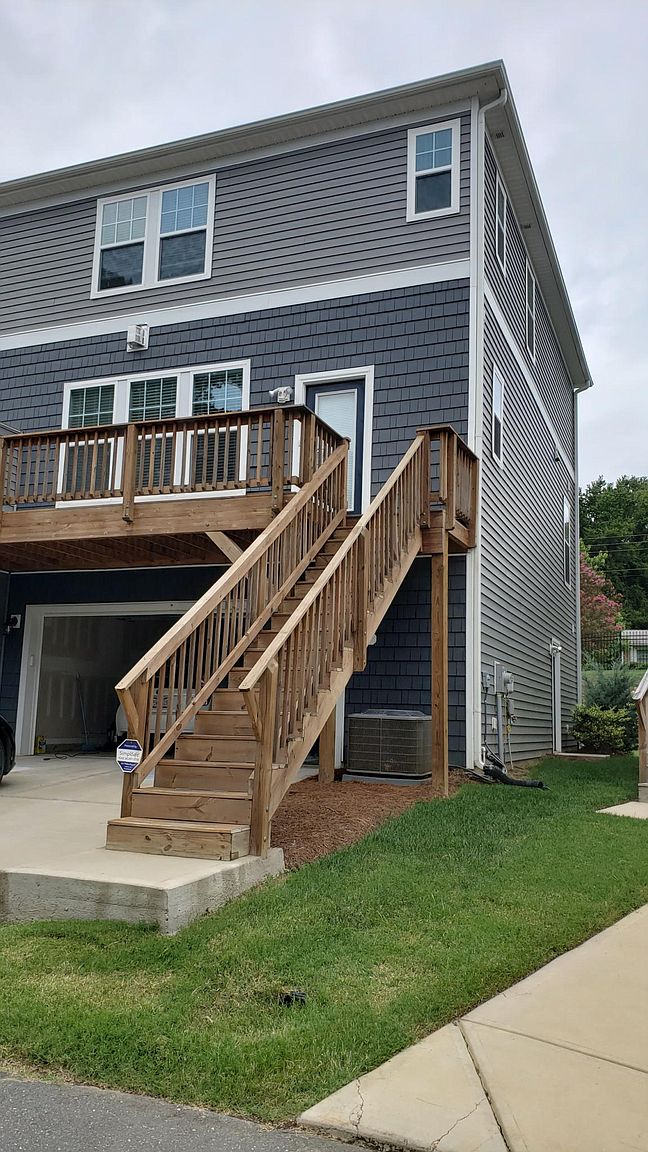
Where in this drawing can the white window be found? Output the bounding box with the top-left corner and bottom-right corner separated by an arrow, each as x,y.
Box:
68,383 -> 115,428
495,173 -> 507,273
492,367 -> 504,465
526,261 -> 536,360
563,496 -> 571,586
192,367 -> 244,415
92,176 -> 215,298
406,120 -> 461,221
129,377 -> 178,422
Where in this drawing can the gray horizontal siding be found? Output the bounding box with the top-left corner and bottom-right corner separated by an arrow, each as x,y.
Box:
481,301 -> 578,760
483,136 -> 575,461
0,112 -> 471,334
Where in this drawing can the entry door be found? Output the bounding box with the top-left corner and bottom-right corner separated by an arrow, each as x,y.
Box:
306,379 -> 365,514
550,639 -> 562,753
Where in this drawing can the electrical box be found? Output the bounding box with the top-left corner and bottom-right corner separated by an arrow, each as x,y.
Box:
494,661 -> 514,696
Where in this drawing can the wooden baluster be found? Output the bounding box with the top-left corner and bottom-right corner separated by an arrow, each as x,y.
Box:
250,660 -> 278,857
431,542 -> 449,797
0,438 -> 6,528
271,407 -> 286,512
122,423 -> 137,524
300,411 -> 316,485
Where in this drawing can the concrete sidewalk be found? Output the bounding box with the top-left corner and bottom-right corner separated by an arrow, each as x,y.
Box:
300,904 -> 648,1151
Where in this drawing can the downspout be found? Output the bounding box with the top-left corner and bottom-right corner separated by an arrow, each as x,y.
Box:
573,388 -> 583,703
468,85 -> 508,767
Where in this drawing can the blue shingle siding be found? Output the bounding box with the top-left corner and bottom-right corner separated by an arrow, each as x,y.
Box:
481,300 -> 578,759
346,556 -> 466,765
0,111 -> 471,334
0,280 -> 470,756
483,136 -> 576,459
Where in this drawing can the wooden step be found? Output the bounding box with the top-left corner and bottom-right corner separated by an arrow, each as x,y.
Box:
155,760 -> 254,793
131,786 -> 251,824
194,710 -> 253,736
175,733 -> 257,763
106,817 -> 250,860
228,666 -> 249,689
210,688 -> 246,711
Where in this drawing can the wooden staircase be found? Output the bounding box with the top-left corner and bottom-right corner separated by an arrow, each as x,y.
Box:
106,426 -> 477,861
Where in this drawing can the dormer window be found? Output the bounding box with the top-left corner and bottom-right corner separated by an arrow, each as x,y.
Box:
406,120 -> 460,221
92,176 -> 215,298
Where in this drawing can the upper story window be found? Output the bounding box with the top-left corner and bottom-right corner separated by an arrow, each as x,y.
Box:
129,377 -> 178,421
92,176 -> 215,298
68,383 -> 115,428
192,368 -> 244,415
406,120 -> 460,221
526,261 -> 536,360
492,367 -> 504,466
495,173 -> 507,273
563,495 -> 571,586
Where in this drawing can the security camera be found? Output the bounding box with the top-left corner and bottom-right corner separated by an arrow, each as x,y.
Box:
268,386 -> 293,405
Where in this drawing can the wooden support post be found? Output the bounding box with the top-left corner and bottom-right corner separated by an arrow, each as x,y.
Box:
319,706 -> 337,784
250,659 -> 278,857
271,408 -> 286,514
122,423 -> 137,524
446,433 -> 457,532
299,410 -> 316,485
419,432 -> 430,527
431,547 -> 449,796
206,530 -> 243,563
354,528 -> 369,671
120,674 -> 148,817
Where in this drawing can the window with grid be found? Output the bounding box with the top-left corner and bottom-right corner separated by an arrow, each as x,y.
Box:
407,121 -> 460,219
65,385 -> 115,494
68,384 -> 115,428
98,197 -> 147,291
159,182 -> 210,281
128,377 -> 178,422
191,368 -> 243,485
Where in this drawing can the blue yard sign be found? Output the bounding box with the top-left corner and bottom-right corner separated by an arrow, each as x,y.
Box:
116,738 -> 143,773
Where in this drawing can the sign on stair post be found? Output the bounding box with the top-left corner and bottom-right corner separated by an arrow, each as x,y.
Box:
116,739 -> 143,773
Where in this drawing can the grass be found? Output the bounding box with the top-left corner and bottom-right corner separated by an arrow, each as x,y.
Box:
0,754 -> 647,1121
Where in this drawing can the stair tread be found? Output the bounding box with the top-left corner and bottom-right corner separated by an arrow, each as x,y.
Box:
108,816 -> 249,833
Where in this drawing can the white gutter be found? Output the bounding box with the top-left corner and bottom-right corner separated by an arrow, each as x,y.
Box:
468,85 -> 508,768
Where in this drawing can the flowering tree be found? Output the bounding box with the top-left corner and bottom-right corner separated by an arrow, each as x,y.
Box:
580,543 -> 624,633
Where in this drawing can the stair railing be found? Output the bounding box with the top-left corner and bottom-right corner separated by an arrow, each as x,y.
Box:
634,671 -> 648,800
115,438 -> 348,816
240,432 -> 429,855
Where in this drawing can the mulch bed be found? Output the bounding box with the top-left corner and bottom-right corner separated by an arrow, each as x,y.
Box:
271,770 -> 464,869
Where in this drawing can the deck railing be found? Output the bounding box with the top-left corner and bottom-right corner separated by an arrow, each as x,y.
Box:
423,424 -> 478,545
115,439 -> 348,815
0,405 -> 341,523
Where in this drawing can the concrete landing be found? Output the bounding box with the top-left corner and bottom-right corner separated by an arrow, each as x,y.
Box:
0,756 -> 283,933
599,799 -> 648,819
301,904 -> 648,1151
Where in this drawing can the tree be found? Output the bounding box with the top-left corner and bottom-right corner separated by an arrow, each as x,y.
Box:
580,544 -> 623,633
580,477 -> 648,628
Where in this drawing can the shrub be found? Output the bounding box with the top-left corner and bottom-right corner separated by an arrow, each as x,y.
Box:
581,668 -> 638,750
570,704 -> 636,754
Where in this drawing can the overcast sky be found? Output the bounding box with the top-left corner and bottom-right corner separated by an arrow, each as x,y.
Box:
0,0 -> 646,487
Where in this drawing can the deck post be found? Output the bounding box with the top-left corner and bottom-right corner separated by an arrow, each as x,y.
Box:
250,659 -> 278,856
318,706 -> 337,784
431,545 -> 449,795
122,423 -> 137,524
271,408 -> 286,513
0,437 -> 6,528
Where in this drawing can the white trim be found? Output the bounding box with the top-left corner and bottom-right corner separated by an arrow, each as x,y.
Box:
406,120 -> 461,222
0,260 -> 471,351
16,599 -> 192,757
573,392 -> 582,702
491,365 -> 504,467
563,493 -> 572,588
495,171 -> 507,275
90,174 -> 215,299
484,282 -> 575,481
525,258 -> 536,362
465,96 -> 481,773
550,638 -> 562,753
293,366 -> 374,514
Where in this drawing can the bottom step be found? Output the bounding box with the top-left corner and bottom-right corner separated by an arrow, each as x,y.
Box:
106,817 -> 250,860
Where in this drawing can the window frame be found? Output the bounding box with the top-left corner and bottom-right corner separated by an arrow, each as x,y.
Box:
406,119 -> 461,222
91,174 -> 216,299
491,366 -> 505,467
526,260 -> 536,361
495,171 -> 507,275
563,495 -> 572,587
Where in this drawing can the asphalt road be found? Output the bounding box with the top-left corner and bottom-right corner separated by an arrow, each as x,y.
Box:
0,1075 -> 351,1152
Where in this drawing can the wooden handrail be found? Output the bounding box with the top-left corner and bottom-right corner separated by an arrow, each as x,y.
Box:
239,435 -> 427,825
116,440 -> 348,811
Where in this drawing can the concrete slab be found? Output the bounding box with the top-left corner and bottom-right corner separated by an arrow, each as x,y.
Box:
299,1023 -> 507,1151
599,800 -> 648,819
463,1022 -> 648,1152
464,903 -> 648,1073
0,756 -> 284,933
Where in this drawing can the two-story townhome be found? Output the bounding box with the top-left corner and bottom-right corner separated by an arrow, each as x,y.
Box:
0,61 -> 590,859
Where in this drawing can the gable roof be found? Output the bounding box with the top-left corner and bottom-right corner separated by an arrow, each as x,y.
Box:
0,60 -> 591,391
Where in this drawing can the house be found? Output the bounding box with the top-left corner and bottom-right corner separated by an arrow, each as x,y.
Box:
0,60 -> 590,859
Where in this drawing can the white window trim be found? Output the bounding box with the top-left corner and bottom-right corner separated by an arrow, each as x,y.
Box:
491,365 -> 504,467
60,359 -> 251,506
495,171 -> 507,275
526,259 -> 536,362
406,119 -> 461,222
563,494 -> 572,587
90,174 -> 216,300
293,365 -> 374,515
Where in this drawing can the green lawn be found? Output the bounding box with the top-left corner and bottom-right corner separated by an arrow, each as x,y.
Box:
1,755 -> 647,1121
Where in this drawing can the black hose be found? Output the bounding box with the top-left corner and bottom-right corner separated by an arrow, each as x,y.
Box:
484,749 -> 547,790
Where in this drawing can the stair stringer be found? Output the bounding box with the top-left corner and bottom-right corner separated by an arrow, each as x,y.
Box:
267,526 -> 422,817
